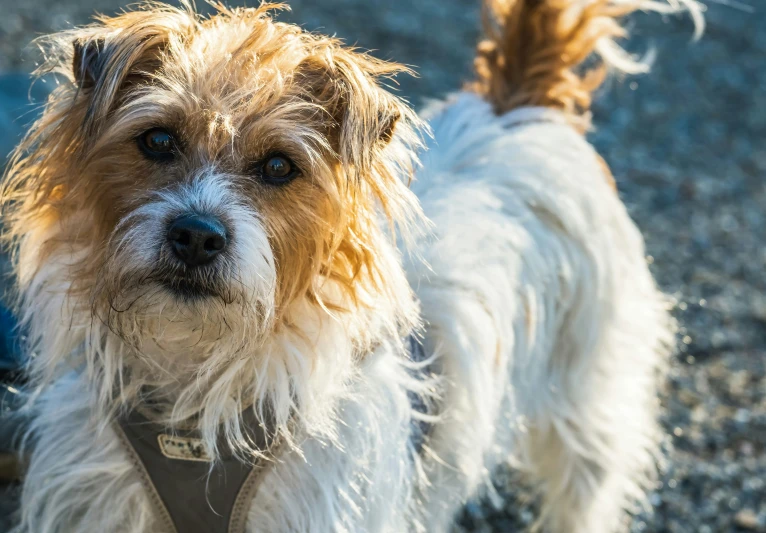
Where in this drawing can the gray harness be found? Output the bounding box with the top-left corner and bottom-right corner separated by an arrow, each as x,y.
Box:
115,408 -> 274,533
115,336 -> 431,533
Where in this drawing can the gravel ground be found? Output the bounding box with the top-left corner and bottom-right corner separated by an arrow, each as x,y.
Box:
0,1 -> 764,532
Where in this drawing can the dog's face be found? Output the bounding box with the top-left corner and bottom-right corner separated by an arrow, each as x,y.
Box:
5,4 -> 422,359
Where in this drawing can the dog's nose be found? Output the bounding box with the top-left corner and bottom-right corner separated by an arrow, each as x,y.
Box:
167,214 -> 227,267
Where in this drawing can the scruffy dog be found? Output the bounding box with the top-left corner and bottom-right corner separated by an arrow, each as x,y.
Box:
2,0 -> 702,532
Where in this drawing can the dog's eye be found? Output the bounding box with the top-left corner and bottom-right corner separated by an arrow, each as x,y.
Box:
259,154 -> 299,185
137,128 -> 176,161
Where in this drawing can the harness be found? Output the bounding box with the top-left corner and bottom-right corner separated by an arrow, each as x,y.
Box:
115,407 -> 274,533
115,336 -> 431,533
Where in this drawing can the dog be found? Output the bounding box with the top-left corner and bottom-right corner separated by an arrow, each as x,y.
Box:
1,0 -> 703,531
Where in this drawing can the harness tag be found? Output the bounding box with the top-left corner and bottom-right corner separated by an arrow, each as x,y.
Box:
157,434 -> 211,462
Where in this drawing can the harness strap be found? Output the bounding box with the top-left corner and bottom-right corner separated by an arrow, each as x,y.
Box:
115,408 -> 273,533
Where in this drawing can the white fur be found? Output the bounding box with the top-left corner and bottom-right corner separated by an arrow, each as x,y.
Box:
406,94 -> 673,532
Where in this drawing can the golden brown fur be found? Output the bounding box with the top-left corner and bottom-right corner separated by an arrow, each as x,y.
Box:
471,0 -> 645,132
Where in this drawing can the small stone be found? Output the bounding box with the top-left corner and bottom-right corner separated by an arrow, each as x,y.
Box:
734,509 -> 761,530
679,389 -> 701,406
734,408 -> 752,424
739,441 -> 754,457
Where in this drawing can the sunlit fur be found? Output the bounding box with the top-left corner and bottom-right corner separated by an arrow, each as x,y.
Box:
471,0 -> 704,132
3,0 -> 701,532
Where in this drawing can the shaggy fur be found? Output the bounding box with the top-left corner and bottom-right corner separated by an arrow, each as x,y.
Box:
2,0 -> 702,532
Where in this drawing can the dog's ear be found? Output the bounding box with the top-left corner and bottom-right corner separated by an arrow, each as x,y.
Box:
68,10 -> 193,131
296,49 -> 413,178
377,106 -> 401,145
294,47 -> 426,257
71,32 -> 166,131
72,37 -> 106,90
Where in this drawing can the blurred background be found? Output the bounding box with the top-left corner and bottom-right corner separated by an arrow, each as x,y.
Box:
0,0 -> 763,532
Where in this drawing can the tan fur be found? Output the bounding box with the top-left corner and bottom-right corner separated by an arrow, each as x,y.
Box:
470,0 -> 641,133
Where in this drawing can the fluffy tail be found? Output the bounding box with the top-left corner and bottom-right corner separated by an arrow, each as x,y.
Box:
470,0 -> 704,131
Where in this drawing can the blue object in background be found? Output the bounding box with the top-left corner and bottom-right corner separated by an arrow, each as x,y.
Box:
1,73 -> 48,373
0,306 -> 20,373
0,73 -> 51,160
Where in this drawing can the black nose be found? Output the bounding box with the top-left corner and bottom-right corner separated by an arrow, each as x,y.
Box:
167,214 -> 227,267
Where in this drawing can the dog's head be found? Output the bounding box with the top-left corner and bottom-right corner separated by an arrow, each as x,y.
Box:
3,3 -> 423,371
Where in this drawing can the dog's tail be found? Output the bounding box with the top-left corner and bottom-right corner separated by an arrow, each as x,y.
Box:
470,0 -> 704,131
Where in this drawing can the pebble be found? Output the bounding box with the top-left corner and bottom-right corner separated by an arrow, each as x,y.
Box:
734,509 -> 761,531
